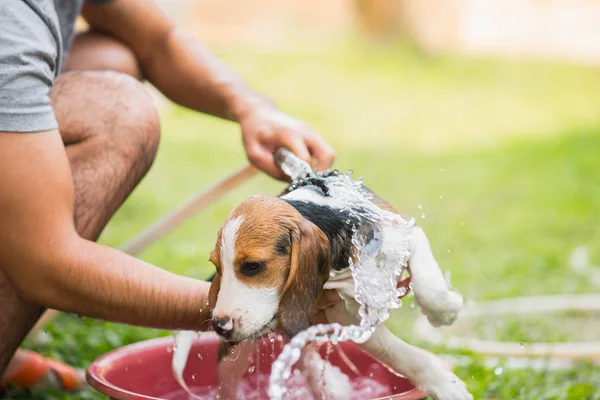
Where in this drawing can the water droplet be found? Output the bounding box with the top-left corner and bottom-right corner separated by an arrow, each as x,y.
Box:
267,148 -> 431,399
191,373 -> 196,380
420,213 -> 426,219
248,366 -> 256,373
494,367 -> 503,375
447,249 -> 451,253
197,352 -> 203,360
439,195 -> 443,199
440,168 -> 444,172
460,221 -> 465,226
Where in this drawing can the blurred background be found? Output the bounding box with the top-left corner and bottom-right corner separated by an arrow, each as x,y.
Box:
18,1 -> 600,399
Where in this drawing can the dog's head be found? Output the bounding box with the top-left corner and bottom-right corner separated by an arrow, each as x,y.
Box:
208,195 -> 330,342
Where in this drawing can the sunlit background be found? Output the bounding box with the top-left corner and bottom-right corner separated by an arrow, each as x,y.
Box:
19,1 -> 600,399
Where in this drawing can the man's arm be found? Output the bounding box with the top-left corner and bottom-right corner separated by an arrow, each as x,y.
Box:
81,0 -> 335,180
0,130 -> 210,331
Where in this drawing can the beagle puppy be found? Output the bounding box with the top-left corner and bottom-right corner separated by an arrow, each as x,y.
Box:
207,171 -> 472,400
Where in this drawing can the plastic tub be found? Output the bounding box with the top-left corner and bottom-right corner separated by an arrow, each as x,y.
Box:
87,334 -> 426,400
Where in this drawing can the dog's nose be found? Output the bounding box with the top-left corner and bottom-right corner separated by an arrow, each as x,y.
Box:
212,316 -> 234,338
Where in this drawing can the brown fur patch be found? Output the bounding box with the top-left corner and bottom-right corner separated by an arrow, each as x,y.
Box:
227,196 -> 316,290
207,195 -> 331,337
278,217 -> 330,337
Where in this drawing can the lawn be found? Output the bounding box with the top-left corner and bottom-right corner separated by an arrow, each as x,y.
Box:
10,37 -> 600,399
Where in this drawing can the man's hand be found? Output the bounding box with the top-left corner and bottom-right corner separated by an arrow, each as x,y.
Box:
313,278 -> 411,325
82,0 -> 335,181
314,289 -> 342,324
0,130 -> 210,332
240,108 -> 335,181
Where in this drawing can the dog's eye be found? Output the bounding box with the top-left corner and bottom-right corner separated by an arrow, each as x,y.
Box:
241,261 -> 265,276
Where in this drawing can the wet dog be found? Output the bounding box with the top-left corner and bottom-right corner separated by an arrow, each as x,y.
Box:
207,171 -> 472,400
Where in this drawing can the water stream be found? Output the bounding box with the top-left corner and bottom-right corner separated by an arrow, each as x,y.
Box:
172,148 -> 415,400
268,148 -> 414,399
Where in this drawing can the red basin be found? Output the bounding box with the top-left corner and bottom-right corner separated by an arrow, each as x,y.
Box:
87,334 -> 426,400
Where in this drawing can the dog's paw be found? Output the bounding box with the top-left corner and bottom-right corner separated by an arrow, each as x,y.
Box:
420,370 -> 473,400
417,290 -> 463,327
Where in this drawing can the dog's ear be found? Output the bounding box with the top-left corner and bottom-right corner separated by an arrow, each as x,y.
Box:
207,243 -> 222,309
278,218 -> 330,338
208,272 -> 221,310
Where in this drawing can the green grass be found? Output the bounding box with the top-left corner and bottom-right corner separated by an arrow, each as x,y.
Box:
433,309 -> 600,344
10,38 -> 600,399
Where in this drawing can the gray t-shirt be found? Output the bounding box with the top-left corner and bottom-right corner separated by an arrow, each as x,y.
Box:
0,0 -> 113,132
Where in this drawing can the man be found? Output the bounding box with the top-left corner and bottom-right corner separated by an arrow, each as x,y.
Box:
0,0 -> 336,391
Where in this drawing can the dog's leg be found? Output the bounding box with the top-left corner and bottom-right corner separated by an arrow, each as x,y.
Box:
325,302 -> 472,400
408,226 -> 463,327
297,344 -> 353,400
361,325 -> 472,400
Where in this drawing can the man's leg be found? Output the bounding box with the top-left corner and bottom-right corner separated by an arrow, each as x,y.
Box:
64,30 -> 144,80
1,35 -> 158,379
22,29 -> 149,341
54,70 -> 160,241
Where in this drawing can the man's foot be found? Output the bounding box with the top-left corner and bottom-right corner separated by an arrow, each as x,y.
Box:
1,349 -> 85,392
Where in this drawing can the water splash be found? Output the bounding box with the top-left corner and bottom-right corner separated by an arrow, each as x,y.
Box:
269,148 -> 414,399
172,330 -> 203,400
269,331 -> 279,362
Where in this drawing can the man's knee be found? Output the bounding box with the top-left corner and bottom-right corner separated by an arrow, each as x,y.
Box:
52,70 -> 161,168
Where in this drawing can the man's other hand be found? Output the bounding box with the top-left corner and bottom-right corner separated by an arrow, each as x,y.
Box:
240,108 -> 335,181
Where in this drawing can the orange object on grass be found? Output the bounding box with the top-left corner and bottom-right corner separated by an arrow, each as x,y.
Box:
1,349 -> 84,392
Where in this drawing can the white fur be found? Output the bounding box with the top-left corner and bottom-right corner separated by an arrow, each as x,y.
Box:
213,216 -> 280,340
281,186 -> 346,208
408,227 -> 463,327
220,216 -> 243,275
324,225 -> 471,400
298,346 -> 352,400
325,298 -> 472,400
213,204 -> 471,399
